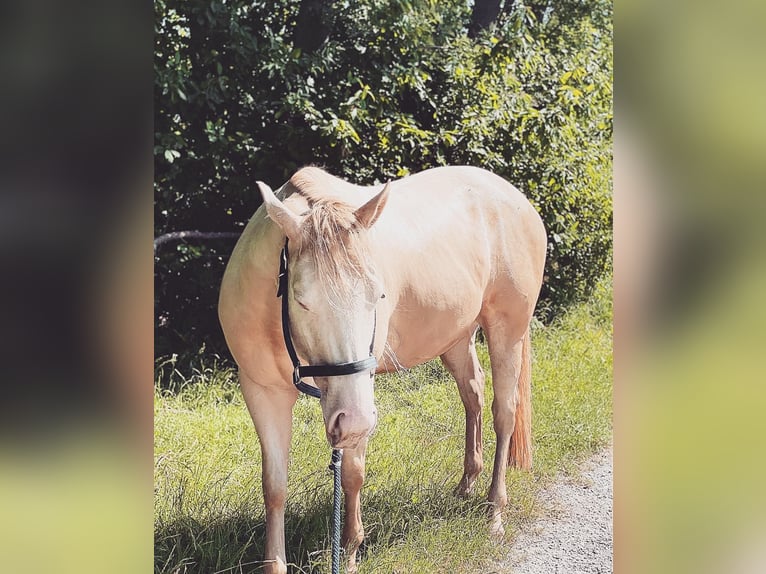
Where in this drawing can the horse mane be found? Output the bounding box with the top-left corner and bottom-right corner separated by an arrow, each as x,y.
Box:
288,167 -> 374,304
288,166 -> 343,202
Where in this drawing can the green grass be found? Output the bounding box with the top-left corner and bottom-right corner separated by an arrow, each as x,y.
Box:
154,279 -> 612,573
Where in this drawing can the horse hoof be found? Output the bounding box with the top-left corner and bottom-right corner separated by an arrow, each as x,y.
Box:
454,476 -> 477,497
454,484 -> 470,498
263,558 -> 287,574
489,518 -> 505,541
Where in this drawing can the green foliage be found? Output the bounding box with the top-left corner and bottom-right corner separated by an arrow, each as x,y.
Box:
154,290 -> 612,572
155,0 -> 613,360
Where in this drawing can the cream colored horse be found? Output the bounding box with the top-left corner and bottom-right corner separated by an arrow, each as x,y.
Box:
218,166 -> 546,574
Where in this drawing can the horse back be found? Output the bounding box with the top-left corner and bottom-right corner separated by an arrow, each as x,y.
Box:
371,166 -> 547,366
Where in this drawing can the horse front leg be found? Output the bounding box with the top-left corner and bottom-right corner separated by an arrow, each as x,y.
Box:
240,373 -> 297,574
341,437 -> 368,573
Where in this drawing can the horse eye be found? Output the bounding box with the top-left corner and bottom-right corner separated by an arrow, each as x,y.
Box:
297,300 -> 310,311
380,293 -> 386,299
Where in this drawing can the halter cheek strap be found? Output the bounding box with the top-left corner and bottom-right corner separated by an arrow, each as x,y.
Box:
277,239 -> 377,399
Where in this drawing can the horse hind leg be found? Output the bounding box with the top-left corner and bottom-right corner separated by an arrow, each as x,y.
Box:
441,329 -> 485,497
482,322 -> 530,539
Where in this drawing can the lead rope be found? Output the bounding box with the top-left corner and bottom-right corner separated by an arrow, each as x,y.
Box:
330,449 -> 343,574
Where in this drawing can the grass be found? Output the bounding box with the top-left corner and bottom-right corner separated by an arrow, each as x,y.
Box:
154,278 -> 612,573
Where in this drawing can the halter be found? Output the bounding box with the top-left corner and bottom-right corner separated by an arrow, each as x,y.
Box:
276,239 -> 378,399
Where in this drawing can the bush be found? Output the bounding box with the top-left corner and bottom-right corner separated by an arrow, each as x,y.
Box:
155,0 -> 612,364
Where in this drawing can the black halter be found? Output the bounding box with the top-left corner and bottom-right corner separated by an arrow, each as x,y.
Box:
277,239 -> 378,399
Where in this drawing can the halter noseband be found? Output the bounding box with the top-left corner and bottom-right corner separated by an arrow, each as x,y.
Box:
277,239 -> 378,399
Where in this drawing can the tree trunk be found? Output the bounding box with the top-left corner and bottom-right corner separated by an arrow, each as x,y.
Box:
468,0 -> 504,38
293,0 -> 334,53
153,231 -> 241,252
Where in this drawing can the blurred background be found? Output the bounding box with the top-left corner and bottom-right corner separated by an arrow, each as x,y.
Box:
0,0 -> 763,571
615,0 -> 766,571
0,0 -> 152,572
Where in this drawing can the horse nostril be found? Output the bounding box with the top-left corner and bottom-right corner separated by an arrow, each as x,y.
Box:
328,412 -> 346,443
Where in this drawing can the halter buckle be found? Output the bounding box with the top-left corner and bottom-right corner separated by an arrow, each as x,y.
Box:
293,364 -> 301,386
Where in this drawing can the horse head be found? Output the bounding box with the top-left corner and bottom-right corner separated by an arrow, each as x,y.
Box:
257,179 -> 390,449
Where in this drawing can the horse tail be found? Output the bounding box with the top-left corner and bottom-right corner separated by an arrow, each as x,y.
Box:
509,326 -> 532,470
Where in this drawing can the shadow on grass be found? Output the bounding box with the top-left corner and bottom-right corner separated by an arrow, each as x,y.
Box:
156,500 -> 340,574
155,479 -> 492,574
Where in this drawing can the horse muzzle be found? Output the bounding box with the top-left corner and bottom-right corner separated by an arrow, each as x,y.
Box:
325,408 -> 378,449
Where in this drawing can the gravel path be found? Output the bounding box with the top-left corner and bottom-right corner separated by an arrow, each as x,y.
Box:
489,446 -> 613,574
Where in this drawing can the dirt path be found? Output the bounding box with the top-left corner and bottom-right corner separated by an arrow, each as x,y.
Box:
489,446 -> 613,574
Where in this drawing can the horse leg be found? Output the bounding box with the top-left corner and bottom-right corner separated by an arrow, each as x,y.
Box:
482,323 -> 526,539
240,372 -> 297,574
441,330 -> 485,496
341,437 -> 368,573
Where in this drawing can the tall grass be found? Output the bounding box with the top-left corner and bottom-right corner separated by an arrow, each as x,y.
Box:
155,280 -> 612,573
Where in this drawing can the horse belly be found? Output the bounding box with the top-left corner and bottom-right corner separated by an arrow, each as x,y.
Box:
382,285 -> 484,371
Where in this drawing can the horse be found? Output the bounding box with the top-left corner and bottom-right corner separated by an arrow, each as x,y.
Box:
218,165 -> 546,574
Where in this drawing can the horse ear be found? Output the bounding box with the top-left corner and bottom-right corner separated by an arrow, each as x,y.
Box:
355,182 -> 390,229
257,181 -> 302,243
